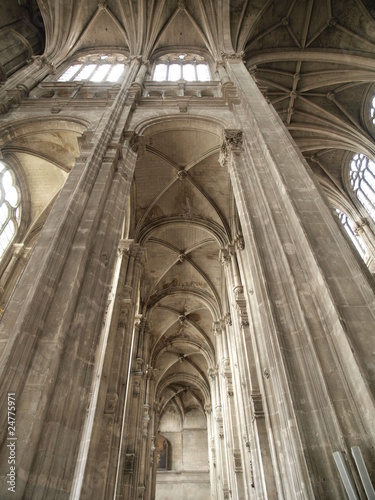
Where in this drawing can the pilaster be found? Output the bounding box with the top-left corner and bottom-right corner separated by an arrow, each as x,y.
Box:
0,58 -> 144,498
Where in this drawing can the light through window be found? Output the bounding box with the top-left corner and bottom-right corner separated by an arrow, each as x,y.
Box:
153,54 -> 210,82
349,153 -> 375,222
336,209 -> 367,260
58,54 -> 127,83
371,96 -> 375,125
0,162 -> 21,259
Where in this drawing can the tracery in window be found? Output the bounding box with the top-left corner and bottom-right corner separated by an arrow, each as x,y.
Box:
0,162 -> 21,259
336,209 -> 367,260
58,54 -> 127,83
153,54 -> 210,82
371,95 -> 375,125
349,153 -> 375,222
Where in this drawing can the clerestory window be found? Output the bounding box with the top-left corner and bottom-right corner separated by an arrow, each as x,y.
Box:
349,153 -> 375,222
371,95 -> 375,126
58,54 -> 127,83
336,209 -> 367,260
0,162 -> 21,260
153,53 -> 210,82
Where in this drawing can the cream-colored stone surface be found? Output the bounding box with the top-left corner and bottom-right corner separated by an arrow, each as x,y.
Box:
0,2 -> 374,500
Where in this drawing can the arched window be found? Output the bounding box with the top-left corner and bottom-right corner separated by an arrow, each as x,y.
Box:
349,153 -> 375,221
336,209 -> 367,260
153,53 -> 210,82
0,162 -> 21,259
371,95 -> 375,126
58,53 -> 127,83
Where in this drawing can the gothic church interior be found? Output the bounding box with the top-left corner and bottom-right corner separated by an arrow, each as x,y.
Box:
0,1 -> 374,499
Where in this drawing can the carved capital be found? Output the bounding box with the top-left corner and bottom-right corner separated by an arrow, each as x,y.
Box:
221,51 -> 245,62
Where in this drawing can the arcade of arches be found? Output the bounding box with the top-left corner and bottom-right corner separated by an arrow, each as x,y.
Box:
0,1 -> 374,499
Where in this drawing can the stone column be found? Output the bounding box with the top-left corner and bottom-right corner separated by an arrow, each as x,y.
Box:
148,401 -> 161,500
204,403 -> 218,500
0,57 -> 55,113
0,243 -> 31,310
137,367 -> 157,500
74,242 -> 146,499
220,244 -> 276,499
0,57 -> 144,498
121,317 -> 149,499
222,54 -> 375,498
208,366 -> 230,500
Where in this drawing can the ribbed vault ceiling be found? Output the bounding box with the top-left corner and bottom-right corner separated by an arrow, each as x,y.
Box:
32,0 -> 375,420
133,125 -> 229,419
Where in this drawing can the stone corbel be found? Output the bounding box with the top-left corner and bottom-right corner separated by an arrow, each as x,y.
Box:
31,55 -> 56,74
219,129 -> 243,170
122,130 -> 144,155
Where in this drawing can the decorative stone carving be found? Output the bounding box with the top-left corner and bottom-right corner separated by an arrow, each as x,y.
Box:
98,0 -> 108,10
251,389 -> 264,419
177,169 -> 187,181
124,453 -> 136,474
133,380 -> 140,397
219,142 -> 229,169
204,403 -> 212,414
142,404 -> 151,438
208,367 -> 217,381
219,129 -> 243,170
104,392 -> 118,414
219,248 -> 230,265
224,129 -> 243,151
221,51 -> 245,61
31,55 -> 56,73
129,132 -> 140,153
233,450 -> 242,472
235,289 -> 249,328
